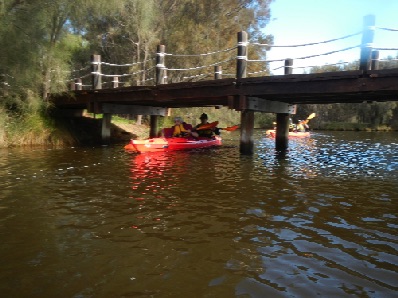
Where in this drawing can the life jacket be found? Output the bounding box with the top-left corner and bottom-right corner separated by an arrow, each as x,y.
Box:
195,123 -> 213,137
297,123 -> 306,132
173,123 -> 189,137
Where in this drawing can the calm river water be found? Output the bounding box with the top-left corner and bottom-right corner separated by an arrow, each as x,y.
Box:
0,131 -> 397,297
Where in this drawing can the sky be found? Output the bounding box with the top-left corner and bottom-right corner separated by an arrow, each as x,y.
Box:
263,0 -> 398,75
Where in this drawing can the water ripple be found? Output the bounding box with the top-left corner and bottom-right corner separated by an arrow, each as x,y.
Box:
0,132 -> 397,297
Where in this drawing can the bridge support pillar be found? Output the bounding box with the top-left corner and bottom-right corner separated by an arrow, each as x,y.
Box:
149,115 -> 159,138
240,109 -> 255,155
102,113 -> 112,143
275,113 -> 289,151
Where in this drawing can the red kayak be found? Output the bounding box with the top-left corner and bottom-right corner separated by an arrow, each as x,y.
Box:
266,130 -> 310,138
124,136 -> 222,153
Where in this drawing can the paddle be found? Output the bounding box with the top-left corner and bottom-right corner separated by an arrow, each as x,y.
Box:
302,113 -> 316,124
196,121 -> 219,130
307,113 -> 316,120
196,122 -> 239,132
220,125 -> 239,131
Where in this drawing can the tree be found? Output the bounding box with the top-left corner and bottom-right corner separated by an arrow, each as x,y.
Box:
83,0 -> 160,86
299,56 -> 398,129
153,0 -> 274,82
0,0 -> 127,103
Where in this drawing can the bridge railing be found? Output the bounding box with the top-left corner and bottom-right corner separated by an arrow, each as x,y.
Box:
67,15 -> 398,91
248,32 -> 361,74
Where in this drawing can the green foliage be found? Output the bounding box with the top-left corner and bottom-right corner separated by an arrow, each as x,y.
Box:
161,107 -> 274,129
110,115 -> 136,125
1,0 -> 274,96
321,121 -> 392,131
300,58 -> 398,130
321,122 -> 370,131
254,113 -> 275,128
152,0 -> 274,82
165,107 -> 241,128
2,0 -> 396,147
0,91 -> 74,147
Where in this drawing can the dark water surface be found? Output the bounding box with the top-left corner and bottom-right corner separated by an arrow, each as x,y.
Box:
0,131 -> 397,297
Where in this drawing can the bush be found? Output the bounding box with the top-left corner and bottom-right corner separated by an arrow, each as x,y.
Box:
1,91 -> 76,147
321,122 -> 371,131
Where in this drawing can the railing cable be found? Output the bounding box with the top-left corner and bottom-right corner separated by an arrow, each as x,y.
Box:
249,45 -> 360,63
376,26 -> 398,32
250,31 -> 362,48
99,59 -> 155,67
167,57 -> 235,71
165,46 -> 237,57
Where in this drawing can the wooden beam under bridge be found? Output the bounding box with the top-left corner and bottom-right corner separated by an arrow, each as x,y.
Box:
101,104 -> 168,116
246,97 -> 296,114
84,103 -> 168,144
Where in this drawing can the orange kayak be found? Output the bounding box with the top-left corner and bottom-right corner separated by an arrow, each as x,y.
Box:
266,130 -> 310,138
124,136 -> 222,153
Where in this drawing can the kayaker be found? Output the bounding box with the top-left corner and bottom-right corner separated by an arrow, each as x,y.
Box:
289,118 -> 296,132
172,117 -> 193,137
193,113 -> 220,138
297,119 -> 309,132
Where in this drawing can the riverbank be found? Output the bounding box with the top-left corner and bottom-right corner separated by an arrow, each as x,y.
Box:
58,116 -> 149,145
1,112 -> 396,149
0,112 -> 150,149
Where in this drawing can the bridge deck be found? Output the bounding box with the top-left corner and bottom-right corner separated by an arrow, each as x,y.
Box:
51,69 -> 398,109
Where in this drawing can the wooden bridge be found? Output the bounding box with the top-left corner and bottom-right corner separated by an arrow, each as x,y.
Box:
50,15 -> 398,154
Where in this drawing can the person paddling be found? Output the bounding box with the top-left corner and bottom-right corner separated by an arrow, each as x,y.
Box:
296,119 -> 310,132
192,113 -> 220,138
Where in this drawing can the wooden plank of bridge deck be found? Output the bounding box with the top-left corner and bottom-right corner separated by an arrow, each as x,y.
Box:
50,68 -> 398,108
79,88 -> 155,104
154,78 -> 237,101
52,79 -> 238,107
156,78 -> 236,89
237,73 -> 398,103
239,70 -> 364,83
368,69 -> 398,77
50,91 -> 94,108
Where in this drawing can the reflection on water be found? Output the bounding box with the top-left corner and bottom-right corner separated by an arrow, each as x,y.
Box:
0,131 -> 397,297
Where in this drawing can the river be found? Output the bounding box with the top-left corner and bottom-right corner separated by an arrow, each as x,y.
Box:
0,131 -> 397,297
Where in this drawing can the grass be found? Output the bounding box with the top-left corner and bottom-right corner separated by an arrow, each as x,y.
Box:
1,105 -> 395,148
0,93 -> 77,148
4,112 -> 76,148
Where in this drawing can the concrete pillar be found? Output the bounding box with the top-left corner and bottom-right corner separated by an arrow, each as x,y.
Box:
274,59 -> 293,152
275,113 -> 289,151
237,31 -> 255,155
102,113 -> 112,143
240,110 -> 255,155
149,115 -> 159,138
